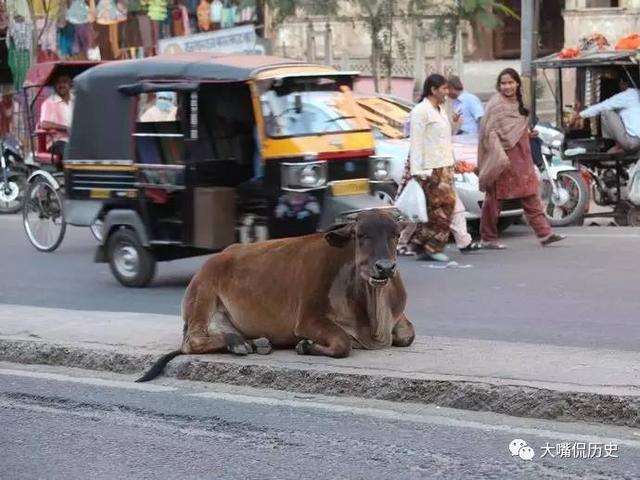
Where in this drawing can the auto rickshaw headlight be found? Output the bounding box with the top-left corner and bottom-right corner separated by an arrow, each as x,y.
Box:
370,156 -> 392,182
281,160 -> 328,191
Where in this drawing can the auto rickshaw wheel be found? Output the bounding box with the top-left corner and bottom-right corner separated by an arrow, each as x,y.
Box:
106,228 -> 156,288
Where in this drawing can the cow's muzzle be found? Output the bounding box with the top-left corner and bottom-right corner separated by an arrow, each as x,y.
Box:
368,260 -> 396,287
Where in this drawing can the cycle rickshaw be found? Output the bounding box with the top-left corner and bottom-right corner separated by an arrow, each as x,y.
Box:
20,60 -> 101,251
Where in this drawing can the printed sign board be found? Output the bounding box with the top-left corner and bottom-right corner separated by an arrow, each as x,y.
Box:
158,25 -> 262,55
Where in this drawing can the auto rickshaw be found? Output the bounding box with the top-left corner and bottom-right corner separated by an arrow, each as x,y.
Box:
20,60 -> 102,251
34,53 -> 394,287
533,49 -> 640,226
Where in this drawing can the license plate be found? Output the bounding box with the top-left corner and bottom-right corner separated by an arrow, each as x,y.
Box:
331,179 -> 369,197
90,189 -> 110,199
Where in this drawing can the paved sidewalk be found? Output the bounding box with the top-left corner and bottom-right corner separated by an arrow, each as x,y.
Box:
1,304 -> 638,427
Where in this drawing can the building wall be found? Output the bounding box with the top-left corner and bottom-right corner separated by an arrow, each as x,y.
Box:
564,0 -> 640,47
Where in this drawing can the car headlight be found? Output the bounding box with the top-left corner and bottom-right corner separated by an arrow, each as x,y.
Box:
369,155 -> 392,182
281,159 -> 328,191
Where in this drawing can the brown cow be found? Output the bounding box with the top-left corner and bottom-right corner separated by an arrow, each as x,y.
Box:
136,209 -> 415,382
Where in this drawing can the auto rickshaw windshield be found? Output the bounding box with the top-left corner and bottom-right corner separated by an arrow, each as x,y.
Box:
259,77 -> 369,138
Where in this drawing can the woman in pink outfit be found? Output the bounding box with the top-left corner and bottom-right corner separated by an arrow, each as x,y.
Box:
478,68 -> 565,249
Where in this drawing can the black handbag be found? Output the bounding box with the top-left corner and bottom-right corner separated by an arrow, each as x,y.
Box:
530,136 -> 544,168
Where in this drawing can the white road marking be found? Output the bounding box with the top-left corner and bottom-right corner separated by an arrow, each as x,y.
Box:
566,233 -> 640,239
0,368 -> 177,392
189,391 -> 640,448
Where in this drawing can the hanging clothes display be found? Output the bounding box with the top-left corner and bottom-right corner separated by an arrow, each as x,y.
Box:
6,0 -> 30,19
220,0 -> 235,29
32,0 -> 62,19
137,13 -> 153,51
36,18 -> 58,51
8,40 -> 30,90
0,1 -> 8,32
171,4 -> 189,36
73,22 -> 94,54
147,0 -> 168,21
0,2 -> 12,86
209,0 -> 221,30
197,0 -> 210,32
57,22 -> 75,57
237,1 -> 254,25
66,0 -> 90,24
7,15 -> 31,90
96,0 -> 127,25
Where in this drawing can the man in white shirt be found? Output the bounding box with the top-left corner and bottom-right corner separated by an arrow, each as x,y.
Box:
39,74 -> 74,160
580,76 -> 640,153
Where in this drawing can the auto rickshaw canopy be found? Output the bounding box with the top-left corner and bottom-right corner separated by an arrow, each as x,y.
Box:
67,53 -> 360,162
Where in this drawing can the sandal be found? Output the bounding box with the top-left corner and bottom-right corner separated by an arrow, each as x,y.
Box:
481,242 -> 507,250
541,234 -> 566,246
397,245 -> 416,256
459,241 -> 482,253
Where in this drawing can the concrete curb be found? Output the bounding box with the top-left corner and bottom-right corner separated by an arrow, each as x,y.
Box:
1,338 -> 638,428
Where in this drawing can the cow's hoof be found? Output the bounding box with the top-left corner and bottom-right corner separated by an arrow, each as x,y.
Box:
250,337 -> 272,355
227,342 -> 251,355
225,334 -> 251,355
295,339 -> 313,355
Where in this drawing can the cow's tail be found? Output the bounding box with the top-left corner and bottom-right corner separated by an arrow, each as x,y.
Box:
135,350 -> 183,383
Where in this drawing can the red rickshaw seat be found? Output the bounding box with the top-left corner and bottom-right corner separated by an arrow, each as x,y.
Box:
34,128 -> 62,166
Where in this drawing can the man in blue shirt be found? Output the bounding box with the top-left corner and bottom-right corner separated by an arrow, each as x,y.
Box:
447,76 -> 484,135
579,76 -> 640,153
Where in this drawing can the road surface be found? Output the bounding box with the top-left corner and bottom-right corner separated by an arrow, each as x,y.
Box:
2,213 -> 640,350
1,362 -> 639,480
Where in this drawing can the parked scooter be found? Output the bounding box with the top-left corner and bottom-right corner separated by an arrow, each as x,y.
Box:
535,124 -> 589,227
0,135 -> 29,214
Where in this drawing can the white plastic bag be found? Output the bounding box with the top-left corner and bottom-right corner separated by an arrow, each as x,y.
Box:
628,162 -> 640,206
395,178 -> 428,223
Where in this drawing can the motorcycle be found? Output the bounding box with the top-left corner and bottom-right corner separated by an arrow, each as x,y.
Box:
535,125 -> 589,227
0,136 -> 29,214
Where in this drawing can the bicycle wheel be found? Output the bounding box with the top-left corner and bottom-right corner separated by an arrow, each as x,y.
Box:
22,179 -> 66,252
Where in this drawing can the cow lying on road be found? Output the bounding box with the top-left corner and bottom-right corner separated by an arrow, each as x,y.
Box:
137,209 -> 415,382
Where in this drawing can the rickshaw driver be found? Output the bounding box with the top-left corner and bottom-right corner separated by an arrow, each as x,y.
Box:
39,74 -> 75,161
579,75 -> 640,154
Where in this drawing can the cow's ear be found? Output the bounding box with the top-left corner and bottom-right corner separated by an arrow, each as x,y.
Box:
324,223 -> 354,248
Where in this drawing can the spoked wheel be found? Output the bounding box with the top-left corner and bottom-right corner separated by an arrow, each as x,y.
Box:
107,229 -> 156,288
22,179 -> 66,252
540,171 -> 588,227
0,174 -> 26,214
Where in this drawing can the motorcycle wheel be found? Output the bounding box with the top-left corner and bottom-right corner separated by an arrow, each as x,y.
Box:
0,173 -> 26,214
541,171 -> 588,227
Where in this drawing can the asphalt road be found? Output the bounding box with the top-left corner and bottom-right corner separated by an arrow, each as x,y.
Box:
2,213 -> 640,351
2,363 -> 639,480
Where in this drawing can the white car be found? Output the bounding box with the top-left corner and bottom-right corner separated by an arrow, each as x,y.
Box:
358,95 -> 523,232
